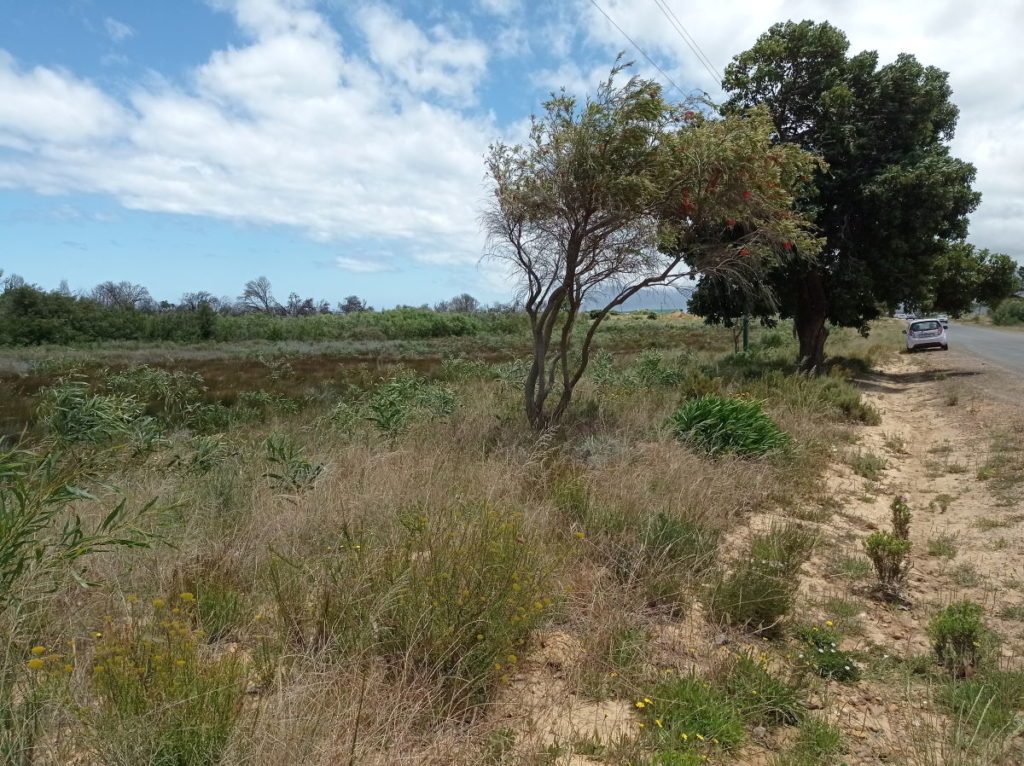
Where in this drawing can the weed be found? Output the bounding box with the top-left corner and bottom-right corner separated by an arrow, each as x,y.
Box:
863,531 -> 912,598
86,601 -> 244,765
826,555 -> 872,582
848,450 -> 887,481
263,434 -> 324,492
938,669 -> 1024,739
666,395 -> 789,457
928,601 -> 989,677
927,535 -> 958,559
38,378 -> 160,448
707,524 -> 815,636
721,649 -> 804,726
883,432 -> 907,454
928,493 -> 955,513
890,495 -> 912,539
639,675 -> 745,753
794,624 -> 860,682
768,716 -> 846,765
950,563 -> 983,588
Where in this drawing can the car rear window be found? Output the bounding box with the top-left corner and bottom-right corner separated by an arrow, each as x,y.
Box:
910,321 -> 940,331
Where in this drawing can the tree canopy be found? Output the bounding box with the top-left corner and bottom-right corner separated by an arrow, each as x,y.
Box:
694,20 -> 980,367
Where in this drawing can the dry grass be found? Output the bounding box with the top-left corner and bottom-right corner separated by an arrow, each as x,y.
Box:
9,319 -> 978,766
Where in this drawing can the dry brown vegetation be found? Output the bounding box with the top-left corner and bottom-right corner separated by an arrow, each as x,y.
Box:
2,317 -> 1022,766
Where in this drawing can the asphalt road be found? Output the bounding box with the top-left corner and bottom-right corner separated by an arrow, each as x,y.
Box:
946,322 -> 1024,373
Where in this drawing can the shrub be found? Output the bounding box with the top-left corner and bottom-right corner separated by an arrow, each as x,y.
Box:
794,624 -> 860,682
103,365 -> 206,423
631,351 -> 683,386
863,531 -> 912,598
666,395 -> 789,457
707,525 -> 814,635
890,495 -> 912,540
928,601 -> 988,676
38,379 -> 159,448
992,298 -> 1024,326
86,600 -> 244,765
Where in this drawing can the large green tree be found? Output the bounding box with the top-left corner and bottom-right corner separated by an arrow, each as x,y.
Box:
925,243 -> 1019,316
484,62 -> 820,429
703,21 -> 980,367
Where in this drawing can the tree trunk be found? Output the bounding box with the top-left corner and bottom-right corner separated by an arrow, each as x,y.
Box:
794,268 -> 829,372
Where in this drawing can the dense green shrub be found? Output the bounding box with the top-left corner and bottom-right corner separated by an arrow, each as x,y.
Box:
863,531 -> 912,597
992,298 -> 1024,326
38,380 -> 159,447
666,395 -> 789,456
639,675 -> 746,753
928,601 -> 989,676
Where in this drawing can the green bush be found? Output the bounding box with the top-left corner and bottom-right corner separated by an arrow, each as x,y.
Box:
707,525 -> 814,635
928,601 -> 989,676
992,298 -> 1024,326
666,395 -> 789,457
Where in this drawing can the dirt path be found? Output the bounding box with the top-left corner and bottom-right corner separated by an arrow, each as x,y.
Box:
801,351 -> 1024,763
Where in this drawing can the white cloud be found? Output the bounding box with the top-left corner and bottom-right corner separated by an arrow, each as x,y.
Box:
355,5 -> 488,104
0,52 -> 126,145
0,0 -> 496,274
335,256 -> 394,273
104,17 -> 135,42
576,0 -> 1024,259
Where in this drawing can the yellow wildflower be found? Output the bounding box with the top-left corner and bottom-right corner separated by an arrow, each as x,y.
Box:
825,620 -> 834,627
26,659 -> 45,670
635,701 -> 645,709
179,592 -> 195,602
153,599 -> 165,608
30,645 -> 46,656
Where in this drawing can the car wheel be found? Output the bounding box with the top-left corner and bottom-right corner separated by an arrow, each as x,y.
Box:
942,344 -> 948,351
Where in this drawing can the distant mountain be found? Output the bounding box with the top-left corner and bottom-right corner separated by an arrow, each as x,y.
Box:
583,284 -> 694,312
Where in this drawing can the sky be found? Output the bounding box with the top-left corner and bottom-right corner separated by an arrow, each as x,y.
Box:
0,0 -> 1021,309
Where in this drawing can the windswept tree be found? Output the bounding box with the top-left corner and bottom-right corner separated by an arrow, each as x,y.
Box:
713,21 -> 979,368
484,62 -> 820,429
91,280 -> 152,310
240,276 -> 278,314
338,295 -> 371,314
435,293 -> 481,313
180,291 -> 220,311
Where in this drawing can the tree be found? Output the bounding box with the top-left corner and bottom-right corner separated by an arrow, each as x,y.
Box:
714,21 -> 980,368
338,295 -> 372,314
976,251 -> 1020,309
435,293 -> 481,313
91,280 -> 152,310
927,244 -> 1020,316
180,291 -> 220,311
484,62 -> 819,429
285,292 -> 316,316
240,276 -> 278,314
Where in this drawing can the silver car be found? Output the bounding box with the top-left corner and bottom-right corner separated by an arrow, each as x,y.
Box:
904,319 -> 948,352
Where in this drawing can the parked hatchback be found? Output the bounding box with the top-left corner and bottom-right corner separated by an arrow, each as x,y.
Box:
904,319 -> 948,352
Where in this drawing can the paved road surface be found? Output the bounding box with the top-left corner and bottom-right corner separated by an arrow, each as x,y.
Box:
946,322 -> 1024,374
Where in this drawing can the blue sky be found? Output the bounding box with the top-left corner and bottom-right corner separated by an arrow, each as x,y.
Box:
1,0 -> 1020,308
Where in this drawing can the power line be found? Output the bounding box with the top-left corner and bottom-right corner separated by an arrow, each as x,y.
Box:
650,0 -> 721,87
587,0 -> 691,101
